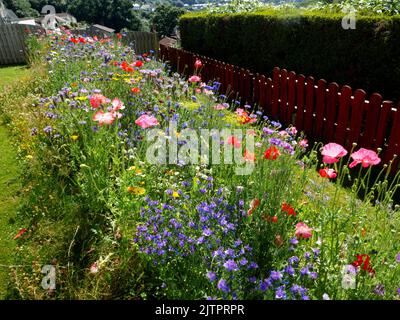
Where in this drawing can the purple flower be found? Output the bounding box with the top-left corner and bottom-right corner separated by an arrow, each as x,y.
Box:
217,279 -> 230,293
203,228 -> 213,237
304,252 -> 311,260
275,286 -> 286,299
309,272 -> 318,280
43,125 -> 53,133
285,265 -> 295,276
288,256 -> 299,266
270,271 -> 283,281
248,262 -> 258,269
206,271 -> 217,282
239,258 -> 248,266
259,278 -> 272,292
290,238 -> 299,246
30,127 -> 38,136
373,284 -> 385,296
397,288 -> 400,296
396,253 -> 400,263
263,127 -> 274,135
223,259 -> 238,272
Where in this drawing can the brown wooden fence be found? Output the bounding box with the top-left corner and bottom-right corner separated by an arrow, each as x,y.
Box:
124,31 -> 159,56
0,24 -> 44,65
160,44 -> 400,170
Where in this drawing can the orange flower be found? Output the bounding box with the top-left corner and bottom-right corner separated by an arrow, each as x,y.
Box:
131,87 -> 141,94
14,228 -> 27,240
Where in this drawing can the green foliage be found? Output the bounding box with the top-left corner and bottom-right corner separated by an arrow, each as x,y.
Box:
3,0 -> 38,17
67,0 -> 144,31
151,4 -> 185,37
179,10 -> 400,101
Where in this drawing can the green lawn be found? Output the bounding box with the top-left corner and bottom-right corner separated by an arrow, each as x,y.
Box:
0,65 -> 27,298
0,66 -> 29,90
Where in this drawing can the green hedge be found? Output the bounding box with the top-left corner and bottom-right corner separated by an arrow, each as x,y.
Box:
179,10 -> 400,102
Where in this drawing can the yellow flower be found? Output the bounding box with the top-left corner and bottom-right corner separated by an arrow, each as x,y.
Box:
71,135 -> 79,141
128,166 -> 136,171
175,131 -> 181,138
135,169 -> 143,175
26,155 -> 33,160
75,96 -> 88,101
127,186 -> 146,196
172,191 -> 179,199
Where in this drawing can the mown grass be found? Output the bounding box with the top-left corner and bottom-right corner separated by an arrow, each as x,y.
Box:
0,66 -> 29,90
0,65 -> 29,298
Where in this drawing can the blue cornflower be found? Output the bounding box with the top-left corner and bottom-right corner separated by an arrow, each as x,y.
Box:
285,265 -> 295,276
275,286 -> 286,300
223,259 -> 238,272
300,267 -> 309,276
43,125 -> 53,133
217,279 -> 230,293
206,271 -> 217,282
239,258 -> 248,266
290,238 -> 299,246
373,284 -> 385,296
263,127 -> 274,135
288,256 -> 299,266
270,271 -> 283,281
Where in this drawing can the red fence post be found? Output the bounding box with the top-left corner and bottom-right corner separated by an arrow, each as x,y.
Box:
336,86 -> 352,145
347,89 -> 366,148
314,79 -> 327,138
272,67 -> 280,119
323,83 -> 339,143
304,76 -> 315,136
295,75 -> 305,131
287,71 -> 296,126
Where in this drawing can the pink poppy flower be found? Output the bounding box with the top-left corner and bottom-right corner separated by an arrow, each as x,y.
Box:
299,139 -> 308,148
295,222 -> 313,239
279,130 -> 289,138
189,75 -> 201,83
194,59 -> 202,69
111,98 -> 125,111
214,104 -> 227,110
247,198 -> 260,216
289,127 -> 298,135
135,114 -> 159,129
244,149 -> 256,162
227,136 -> 241,148
319,168 -> 337,179
349,148 -> 381,169
321,143 -> 348,164
90,94 -> 108,108
90,262 -> 99,274
92,111 -> 115,125
235,108 -> 247,116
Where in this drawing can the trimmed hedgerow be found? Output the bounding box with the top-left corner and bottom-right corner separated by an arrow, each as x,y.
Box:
179,10 -> 400,101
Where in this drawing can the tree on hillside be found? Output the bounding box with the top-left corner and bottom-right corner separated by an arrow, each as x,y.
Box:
67,0 -> 143,31
3,0 -> 38,17
150,4 -> 185,37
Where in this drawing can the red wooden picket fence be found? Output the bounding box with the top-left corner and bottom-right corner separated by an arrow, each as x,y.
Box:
160,44 -> 400,171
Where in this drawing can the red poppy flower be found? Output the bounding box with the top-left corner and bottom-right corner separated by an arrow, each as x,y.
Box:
271,216 -> 278,223
116,33 -> 122,39
281,202 -> 296,216
135,60 -> 143,68
14,228 -> 27,240
264,146 -> 281,160
78,37 -> 86,44
352,254 -> 375,275
319,168 -> 337,179
227,136 -> 241,148
131,87 -> 141,94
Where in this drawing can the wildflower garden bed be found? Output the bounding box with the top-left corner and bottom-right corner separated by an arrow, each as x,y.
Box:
0,33 -> 399,300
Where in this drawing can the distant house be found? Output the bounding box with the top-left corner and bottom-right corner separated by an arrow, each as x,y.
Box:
88,24 -> 115,37
40,12 -> 77,30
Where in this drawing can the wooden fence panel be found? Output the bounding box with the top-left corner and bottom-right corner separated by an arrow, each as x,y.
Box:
159,45 -> 400,170
0,24 -> 44,65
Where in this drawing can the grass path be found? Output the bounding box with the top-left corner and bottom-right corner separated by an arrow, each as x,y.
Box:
0,66 -> 28,298
0,125 -> 20,298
